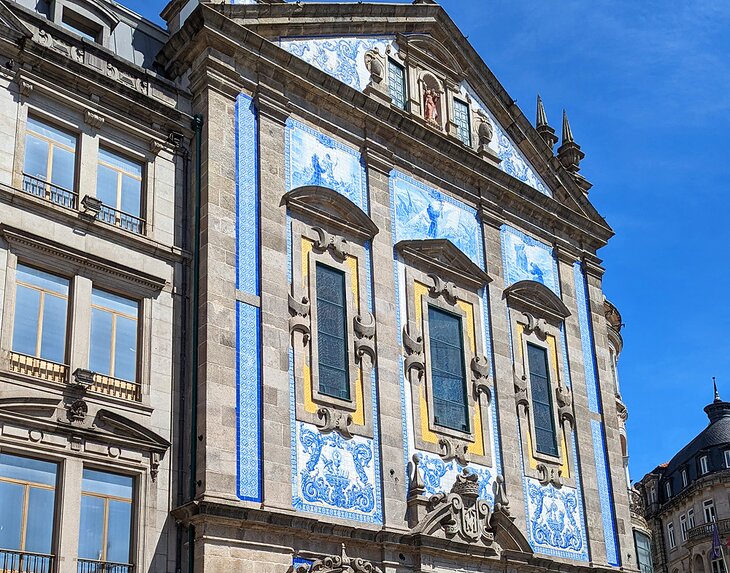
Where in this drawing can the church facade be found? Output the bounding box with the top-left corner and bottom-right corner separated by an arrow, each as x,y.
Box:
0,0 -> 636,572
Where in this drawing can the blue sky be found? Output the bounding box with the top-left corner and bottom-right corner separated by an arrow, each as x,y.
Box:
131,0 -> 730,481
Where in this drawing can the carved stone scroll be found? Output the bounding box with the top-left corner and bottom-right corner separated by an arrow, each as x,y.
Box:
316,407 -> 353,440
288,293 -> 311,345
312,227 -> 348,261
353,312 -> 376,364
428,273 -> 457,304
403,323 -> 425,377
310,544 -> 382,573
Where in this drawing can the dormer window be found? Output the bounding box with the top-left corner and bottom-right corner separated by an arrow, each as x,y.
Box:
665,481 -> 672,499
699,455 -> 709,475
681,468 -> 688,488
61,8 -> 101,42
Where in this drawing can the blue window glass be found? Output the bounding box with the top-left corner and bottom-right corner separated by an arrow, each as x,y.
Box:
634,531 -> 653,573
97,148 -> 143,218
388,59 -> 407,110
89,289 -> 139,382
12,264 -> 69,364
79,469 -> 133,566
0,453 -> 57,560
527,343 -> 558,456
315,263 -> 349,400
23,117 -> 77,191
428,306 -> 469,432
453,99 -> 472,146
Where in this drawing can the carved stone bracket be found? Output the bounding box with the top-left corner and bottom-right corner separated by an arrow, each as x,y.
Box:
471,355 -> 491,402
84,110 -> 105,130
492,475 -> 511,516
438,437 -> 469,466
428,273 -> 457,304
514,370 -> 528,408
403,323 -> 425,377
150,451 -> 161,482
18,79 -> 33,98
413,469 -> 495,547
312,227 -> 349,261
536,462 -> 563,488
556,384 -> 574,426
316,406 -> 353,440
309,544 -> 382,573
353,312 -> 376,365
288,293 -> 311,345
522,312 -> 548,339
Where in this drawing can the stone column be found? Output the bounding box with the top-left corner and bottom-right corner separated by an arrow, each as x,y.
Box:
362,139 -> 408,532
480,209 -> 528,529
56,456 -> 83,573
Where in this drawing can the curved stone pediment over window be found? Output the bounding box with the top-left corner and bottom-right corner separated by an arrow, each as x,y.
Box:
396,238 -> 491,290
399,33 -> 466,80
504,279 -> 571,323
282,185 -> 379,241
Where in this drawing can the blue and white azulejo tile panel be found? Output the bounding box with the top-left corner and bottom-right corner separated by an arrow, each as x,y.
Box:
236,93 -> 259,296
525,478 -> 588,561
293,421 -> 382,524
415,452 -> 495,506
285,119 -> 368,211
461,83 -> 551,196
280,37 -> 396,92
500,225 -> 559,294
392,171 -> 482,267
592,420 -> 621,566
573,262 -> 601,413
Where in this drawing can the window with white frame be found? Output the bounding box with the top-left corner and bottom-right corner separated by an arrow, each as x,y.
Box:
725,450 -> 730,468
89,289 -> 139,384
688,508 -> 695,529
704,499 -> 716,524
700,454 -> 709,475
667,522 -> 676,549
453,98 -> 472,147
665,480 -> 672,499
96,147 -> 145,234
650,487 -> 657,504
634,531 -> 654,573
23,116 -> 77,207
680,514 -> 688,542
0,453 -> 58,570
712,558 -> 727,573
527,342 -> 558,457
78,469 -> 133,571
681,468 -> 688,488
11,264 -> 69,367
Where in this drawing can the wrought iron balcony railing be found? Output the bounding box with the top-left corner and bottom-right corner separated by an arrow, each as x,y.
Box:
77,559 -> 133,573
22,173 -> 78,210
90,372 -> 141,402
687,518 -> 730,542
9,351 -> 69,385
97,203 -> 145,235
0,548 -> 54,573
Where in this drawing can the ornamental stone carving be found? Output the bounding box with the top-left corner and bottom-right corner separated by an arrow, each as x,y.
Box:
438,437 -> 469,465
316,406 -> 353,440
514,370 -> 529,407
556,383 -> 574,426
493,475 -> 511,516
307,544 -> 382,573
312,226 -> 349,261
522,312 -> 548,339
428,273 -> 457,304
288,293 -> 311,345
403,323 -> 425,377
353,312 -> 376,364
537,462 -> 563,488
477,112 -> 494,147
413,469 -> 494,546
363,47 -> 384,84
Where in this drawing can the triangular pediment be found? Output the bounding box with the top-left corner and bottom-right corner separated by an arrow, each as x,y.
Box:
0,396 -> 60,418
0,0 -> 33,41
282,185 -> 379,242
95,409 -> 170,453
396,238 -> 491,290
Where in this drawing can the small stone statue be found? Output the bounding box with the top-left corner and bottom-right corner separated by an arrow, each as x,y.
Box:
364,48 -> 384,84
423,88 -> 440,124
478,115 -> 493,147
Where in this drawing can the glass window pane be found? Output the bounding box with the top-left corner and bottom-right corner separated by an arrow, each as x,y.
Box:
82,469 -> 133,499
0,454 -> 57,486
388,59 -> 406,110
0,480 -> 24,550
121,174 -> 141,217
453,99 -> 472,146
27,118 -> 76,149
89,308 -> 113,375
96,164 -> 119,207
78,495 -> 105,560
24,134 -> 49,180
92,289 -> 138,316
17,265 -> 69,296
315,264 -> 349,400
12,285 -> 41,356
50,146 -> 75,191
40,293 -> 68,363
106,500 -> 132,563
114,316 -> 138,382
24,487 -> 55,554
99,149 -> 142,178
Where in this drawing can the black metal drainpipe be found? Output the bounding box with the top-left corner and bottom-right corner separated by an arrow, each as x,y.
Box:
188,113 -> 204,573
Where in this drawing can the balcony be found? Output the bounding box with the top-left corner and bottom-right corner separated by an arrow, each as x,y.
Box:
9,352 -> 68,384
97,204 -> 145,235
77,559 -> 132,573
22,173 -> 78,210
0,548 -> 54,573
90,372 -> 141,402
687,518 -> 730,542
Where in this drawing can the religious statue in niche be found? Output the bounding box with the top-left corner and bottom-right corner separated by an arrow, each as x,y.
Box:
423,87 -> 441,126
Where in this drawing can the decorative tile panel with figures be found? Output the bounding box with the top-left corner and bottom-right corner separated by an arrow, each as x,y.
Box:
389,170 -> 502,503
280,37 -> 397,92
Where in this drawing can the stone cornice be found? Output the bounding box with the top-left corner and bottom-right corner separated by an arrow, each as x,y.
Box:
163,6 -> 613,255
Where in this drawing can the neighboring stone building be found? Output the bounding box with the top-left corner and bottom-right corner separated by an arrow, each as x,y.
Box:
636,388 -> 730,573
0,0 -> 639,572
0,0 -> 190,571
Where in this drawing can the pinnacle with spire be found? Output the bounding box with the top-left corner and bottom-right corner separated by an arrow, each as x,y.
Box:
713,377 -> 721,402
705,377 -> 730,423
535,95 -> 558,149
557,109 -> 585,175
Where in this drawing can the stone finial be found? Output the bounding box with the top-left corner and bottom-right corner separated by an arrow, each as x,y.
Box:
535,95 -> 558,149
557,110 -> 586,178
713,377 -> 721,402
